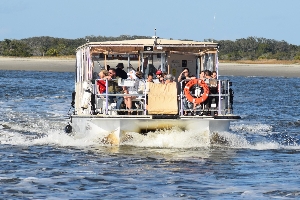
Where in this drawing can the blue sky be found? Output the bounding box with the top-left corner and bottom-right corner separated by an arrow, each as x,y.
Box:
1,0 -> 299,44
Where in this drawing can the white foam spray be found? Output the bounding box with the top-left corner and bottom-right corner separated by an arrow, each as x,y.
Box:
1,120 -> 299,150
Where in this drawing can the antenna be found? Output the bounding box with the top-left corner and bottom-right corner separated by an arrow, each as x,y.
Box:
152,28 -> 159,45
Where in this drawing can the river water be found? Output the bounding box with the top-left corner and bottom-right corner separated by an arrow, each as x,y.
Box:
0,70 -> 300,199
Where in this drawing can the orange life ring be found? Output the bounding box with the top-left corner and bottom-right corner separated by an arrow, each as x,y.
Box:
183,79 -> 210,104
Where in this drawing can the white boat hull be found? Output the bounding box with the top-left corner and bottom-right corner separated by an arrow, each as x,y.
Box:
70,115 -> 238,145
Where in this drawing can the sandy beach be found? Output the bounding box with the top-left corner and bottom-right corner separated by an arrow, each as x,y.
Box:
1,57 -> 300,77
0,57 -> 76,72
218,63 -> 300,77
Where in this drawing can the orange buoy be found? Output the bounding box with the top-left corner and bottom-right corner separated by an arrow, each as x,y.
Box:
183,79 -> 210,104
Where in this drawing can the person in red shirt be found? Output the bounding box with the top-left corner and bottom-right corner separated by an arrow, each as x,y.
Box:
97,70 -> 109,94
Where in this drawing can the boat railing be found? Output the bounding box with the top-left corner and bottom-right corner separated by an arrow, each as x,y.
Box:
92,78 -> 233,116
94,79 -> 147,115
179,79 -> 233,116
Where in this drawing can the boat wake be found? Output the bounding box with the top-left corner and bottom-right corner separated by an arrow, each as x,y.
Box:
1,120 -> 299,150
228,122 -> 300,150
120,127 -> 210,148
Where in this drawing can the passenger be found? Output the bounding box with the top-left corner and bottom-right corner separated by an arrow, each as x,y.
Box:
178,68 -> 192,82
99,69 -> 109,79
147,74 -> 154,82
210,70 -> 218,87
203,70 -> 218,115
116,63 -> 127,79
97,69 -> 109,94
204,70 -> 212,80
155,70 -> 162,79
136,71 -> 145,92
159,76 -> 165,84
210,70 -> 218,114
199,70 -> 205,80
123,70 -> 140,114
211,70 -> 217,79
178,68 -> 193,115
136,71 -> 146,113
148,63 -> 157,77
155,72 -> 166,83
107,68 -> 123,110
136,71 -> 144,92
164,74 -> 174,84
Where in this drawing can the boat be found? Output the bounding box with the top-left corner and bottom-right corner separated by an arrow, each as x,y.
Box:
66,35 -> 240,145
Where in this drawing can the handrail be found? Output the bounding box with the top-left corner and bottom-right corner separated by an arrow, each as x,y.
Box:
96,93 -> 145,97
178,78 -> 231,116
218,80 -> 221,115
95,78 -> 147,115
95,78 -> 231,116
180,81 -> 184,116
105,79 -> 108,115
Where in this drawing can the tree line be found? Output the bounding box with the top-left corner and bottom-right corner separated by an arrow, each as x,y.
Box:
212,37 -> 300,60
0,35 -> 299,60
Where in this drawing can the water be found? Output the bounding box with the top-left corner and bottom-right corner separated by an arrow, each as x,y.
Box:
1,70 -> 300,199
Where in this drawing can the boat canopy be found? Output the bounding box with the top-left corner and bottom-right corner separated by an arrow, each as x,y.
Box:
76,38 -> 219,55
75,38 -> 219,83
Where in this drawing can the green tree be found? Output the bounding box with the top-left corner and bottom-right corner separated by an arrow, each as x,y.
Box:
46,48 -> 59,56
1,39 -> 31,57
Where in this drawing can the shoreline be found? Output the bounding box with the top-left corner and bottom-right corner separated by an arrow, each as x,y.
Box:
219,63 -> 300,77
0,57 -> 300,77
0,57 -> 75,72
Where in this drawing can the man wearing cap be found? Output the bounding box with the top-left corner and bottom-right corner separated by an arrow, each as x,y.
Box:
154,70 -> 164,83
155,70 -> 162,78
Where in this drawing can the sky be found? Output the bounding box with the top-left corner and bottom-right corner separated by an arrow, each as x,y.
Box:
1,0 -> 300,45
